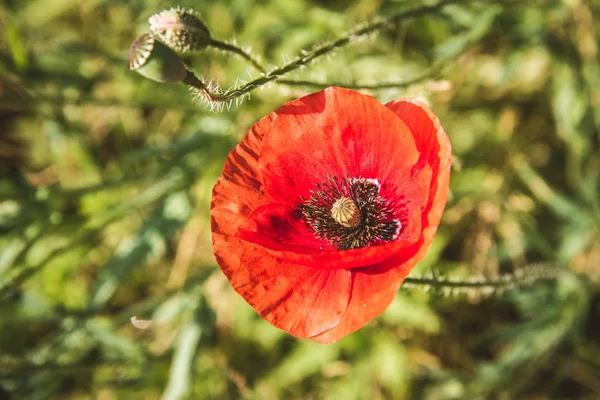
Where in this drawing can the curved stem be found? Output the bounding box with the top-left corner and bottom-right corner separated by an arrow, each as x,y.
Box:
277,79 -> 424,91
187,0 -> 465,103
208,39 -> 266,72
277,63 -> 442,90
276,3 -> 498,92
181,70 -> 229,102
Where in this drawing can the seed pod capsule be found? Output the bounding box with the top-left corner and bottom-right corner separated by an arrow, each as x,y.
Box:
331,197 -> 361,228
128,34 -> 187,83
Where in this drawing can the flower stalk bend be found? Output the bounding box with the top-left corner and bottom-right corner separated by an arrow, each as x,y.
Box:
205,0 -> 464,103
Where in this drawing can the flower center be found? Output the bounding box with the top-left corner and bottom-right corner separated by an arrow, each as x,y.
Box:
331,197 -> 361,228
298,176 -> 401,250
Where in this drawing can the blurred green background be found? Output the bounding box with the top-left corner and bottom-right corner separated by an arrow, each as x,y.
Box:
1,0 -> 599,398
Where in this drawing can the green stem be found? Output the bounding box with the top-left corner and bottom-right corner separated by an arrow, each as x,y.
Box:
403,264 -> 566,291
277,64 -> 442,90
209,39 -> 266,72
186,0 -> 465,102
182,70 -> 229,102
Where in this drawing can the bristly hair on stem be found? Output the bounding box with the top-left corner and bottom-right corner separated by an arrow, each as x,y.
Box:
208,39 -> 266,73
276,4 -> 501,92
403,264 -> 570,298
183,0 -> 469,106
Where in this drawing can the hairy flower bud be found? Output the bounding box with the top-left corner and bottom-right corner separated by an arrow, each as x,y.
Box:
149,7 -> 211,53
128,34 -> 187,83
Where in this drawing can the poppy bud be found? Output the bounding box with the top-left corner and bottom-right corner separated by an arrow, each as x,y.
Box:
149,7 -> 212,53
128,34 -> 187,83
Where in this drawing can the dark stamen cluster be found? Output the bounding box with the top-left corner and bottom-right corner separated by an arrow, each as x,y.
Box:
298,176 -> 401,250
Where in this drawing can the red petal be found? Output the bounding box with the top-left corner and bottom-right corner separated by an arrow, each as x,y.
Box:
236,202 -> 333,253
215,233 -> 351,337
385,98 -> 452,247
309,252 -> 418,344
310,99 -> 452,343
212,113 -> 351,337
212,113 -> 274,230
250,264 -> 352,337
259,87 -> 422,205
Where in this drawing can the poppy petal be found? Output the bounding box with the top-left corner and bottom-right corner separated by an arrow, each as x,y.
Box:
309,252 -> 418,344
215,231 -> 352,337
310,99 -> 452,343
236,202 -> 333,253
253,265 -> 352,337
212,113 -> 351,338
385,98 -> 452,246
259,87 -> 421,205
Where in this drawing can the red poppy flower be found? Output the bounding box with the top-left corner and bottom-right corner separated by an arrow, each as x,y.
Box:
211,87 -> 451,343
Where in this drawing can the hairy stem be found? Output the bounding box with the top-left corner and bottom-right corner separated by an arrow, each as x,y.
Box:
403,264 -> 567,291
209,39 -> 266,72
186,0 -> 465,102
182,70 -> 229,102
277,65 -> 441,90
277,3 -> 501,91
